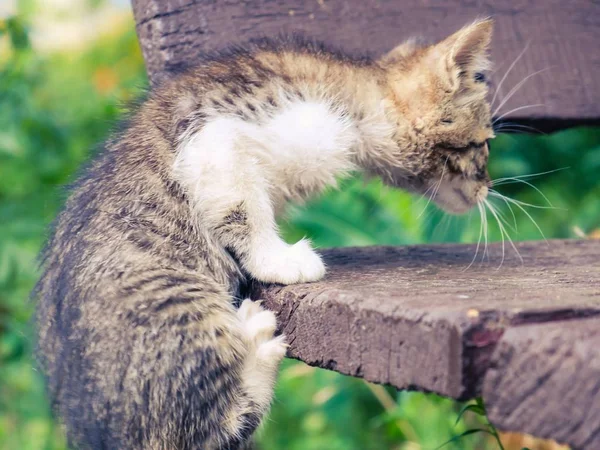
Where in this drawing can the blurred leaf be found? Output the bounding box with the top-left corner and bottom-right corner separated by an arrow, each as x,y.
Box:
3,17 -> 31,50
455,403 -> 486,425
435,428 -> 495,449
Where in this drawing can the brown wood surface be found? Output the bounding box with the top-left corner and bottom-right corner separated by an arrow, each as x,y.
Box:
131,0 -> 600,130
249,239 -> 600,449
483,319 -> 600,449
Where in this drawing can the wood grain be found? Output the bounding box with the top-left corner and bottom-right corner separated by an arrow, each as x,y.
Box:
131,0 -> 600,129
249,239 -> 600,449
483,319 -> 600,449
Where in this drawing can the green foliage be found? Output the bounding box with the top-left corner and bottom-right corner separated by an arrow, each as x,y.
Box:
437,398 -> 512,450
1,10 -> 598,450
0,13 -> 146,450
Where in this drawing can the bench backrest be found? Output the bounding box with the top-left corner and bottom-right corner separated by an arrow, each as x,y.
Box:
131,0 -> 599,132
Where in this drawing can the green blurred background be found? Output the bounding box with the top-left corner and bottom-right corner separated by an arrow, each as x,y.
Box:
1,1 -> 598,449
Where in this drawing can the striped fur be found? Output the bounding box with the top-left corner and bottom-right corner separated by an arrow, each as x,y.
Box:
34,20 -> 494,449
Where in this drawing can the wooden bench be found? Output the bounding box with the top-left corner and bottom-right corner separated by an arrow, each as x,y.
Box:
130,1 -> 600,448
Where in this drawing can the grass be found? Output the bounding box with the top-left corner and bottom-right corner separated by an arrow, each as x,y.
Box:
1,8 -> 597,450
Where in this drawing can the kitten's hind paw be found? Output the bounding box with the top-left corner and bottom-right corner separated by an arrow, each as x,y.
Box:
238,299 -> 287,364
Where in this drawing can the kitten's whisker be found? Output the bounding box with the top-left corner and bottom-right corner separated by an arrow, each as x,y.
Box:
491,167 -> 569,184
417,156 -> 448,219
494,195 -> 562,211
432,213 -> 452,241
490,44 -> 529,110
481,199 -> 489,262
483,199 -> 505,268
493,104 -> 545,125
484,199 -> 523,267
488,199 -> 517,233
490,177 -> 554,205
416,186 -> 437,220
416,183 -> 436,207
491,192 -> 518,231
493,127 -> 529,135
492,67 -> 549,117
493,122 -> 546,135
493,124 -> 527,133
442,214 -> 456,241
464,203 -> 485,271
491,193 -> 549,243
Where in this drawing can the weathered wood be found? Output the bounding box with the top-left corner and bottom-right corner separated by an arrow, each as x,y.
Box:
249,239 -> 600,449
131,0 -> 600,130
483,319 -> 600,449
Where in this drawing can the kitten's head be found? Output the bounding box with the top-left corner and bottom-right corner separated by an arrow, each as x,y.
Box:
379,19 -> 495,214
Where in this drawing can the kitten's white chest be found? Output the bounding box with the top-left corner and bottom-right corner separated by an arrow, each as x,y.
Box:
256,99 -> 359,198
176,99 -> 359,208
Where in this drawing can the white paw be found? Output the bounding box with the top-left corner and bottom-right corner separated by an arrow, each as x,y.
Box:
237,299 -> 287,364
246,239 -> 326,285
256,335 -> 287,362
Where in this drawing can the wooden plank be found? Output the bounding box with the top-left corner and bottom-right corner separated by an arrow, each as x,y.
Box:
131,0 -> 600,130
248,239 -> 600,447
483,319 -> 600,450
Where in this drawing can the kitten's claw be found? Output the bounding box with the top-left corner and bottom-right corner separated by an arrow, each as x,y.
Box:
246,239 -> 326,285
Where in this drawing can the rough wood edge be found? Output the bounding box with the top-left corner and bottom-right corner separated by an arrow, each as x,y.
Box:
247,240 -> 600,449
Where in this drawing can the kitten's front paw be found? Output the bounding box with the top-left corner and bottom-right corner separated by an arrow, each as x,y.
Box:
247,239 -> 326,285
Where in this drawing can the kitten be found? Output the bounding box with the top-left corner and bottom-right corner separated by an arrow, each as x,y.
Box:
34,19 -> 495,450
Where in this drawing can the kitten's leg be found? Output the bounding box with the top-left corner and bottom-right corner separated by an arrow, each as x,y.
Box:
221,299 -> 287,445
209,170 -> 325,285
176,121 -> 325,284
237,299 -> 286,410
107,273 -> 283,450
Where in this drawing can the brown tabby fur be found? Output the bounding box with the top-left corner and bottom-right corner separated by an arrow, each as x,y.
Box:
34,19 -> 495,449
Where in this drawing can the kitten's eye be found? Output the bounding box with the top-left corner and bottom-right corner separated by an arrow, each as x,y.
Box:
441,118 -> 454,125
474,72 -> 486,83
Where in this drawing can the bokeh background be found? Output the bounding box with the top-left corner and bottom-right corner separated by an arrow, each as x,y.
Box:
1,1 -> 599,449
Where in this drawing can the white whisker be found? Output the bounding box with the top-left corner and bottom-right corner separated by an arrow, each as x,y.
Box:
490,178 -> 554,206
493,122 -> 546,135
464,203 -> 485,271
491,193 -> 548,242
490,44 -> 529,110
493,127 -> 529,135
490,200 -> 517,233
417,156 -> 448,219
483,199 -> 505,268
491,167 -> 569,184
493,67 -> 549,117
481,199 -> 489,262
432,213 -> 451,241
493,104 -> 545,124
489,189 -> 561,210
484,200 -> 523,269
492,192 -> 518,231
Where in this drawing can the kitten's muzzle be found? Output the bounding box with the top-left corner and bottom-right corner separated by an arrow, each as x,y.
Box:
432,176 -> 489,215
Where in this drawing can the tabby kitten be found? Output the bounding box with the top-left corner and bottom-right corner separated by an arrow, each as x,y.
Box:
34,19 -> 495,450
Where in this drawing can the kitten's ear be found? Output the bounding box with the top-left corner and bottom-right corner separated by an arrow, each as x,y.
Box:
379,38 -> 420,66
431,18 -> 493,87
